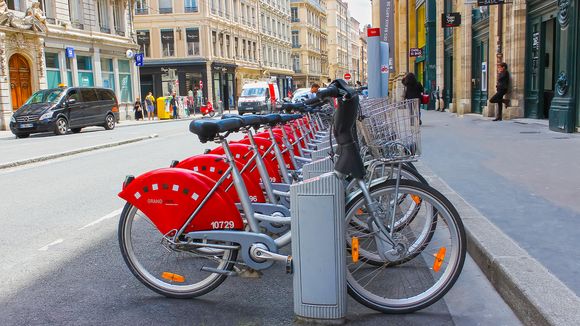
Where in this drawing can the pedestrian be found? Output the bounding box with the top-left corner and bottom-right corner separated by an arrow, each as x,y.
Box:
307,83 -> 320,100
145,91 -> 155,120
171,92 -> 178,119
402,72 -> 424,125
133,98 -> 143,121
489,62 -> 510,121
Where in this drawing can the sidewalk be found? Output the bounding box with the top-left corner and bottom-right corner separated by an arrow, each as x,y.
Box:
420,109 -> 580,324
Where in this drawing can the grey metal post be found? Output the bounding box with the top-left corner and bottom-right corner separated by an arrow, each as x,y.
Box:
291,172 -> 346,322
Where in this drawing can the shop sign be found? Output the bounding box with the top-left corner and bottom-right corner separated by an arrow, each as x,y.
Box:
65,47 -> 75,58
135,53 -> 144,67
367,28 -> 380,37
477,0 -> 505,5
442,13 -> 461,28
532,32 -> 540,50
186,29 -> 199,42
409,48 -> 423,57
137,32 -> 150,45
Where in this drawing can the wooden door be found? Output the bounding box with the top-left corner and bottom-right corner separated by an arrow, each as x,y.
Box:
9,54 -> 32,111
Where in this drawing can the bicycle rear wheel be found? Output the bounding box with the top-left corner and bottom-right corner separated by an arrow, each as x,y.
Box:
345,180 -> 466,313
118,203 -> 238,298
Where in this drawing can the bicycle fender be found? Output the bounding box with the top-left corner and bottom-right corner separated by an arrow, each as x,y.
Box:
175,154 -> 266,203
118,168 -> 243,235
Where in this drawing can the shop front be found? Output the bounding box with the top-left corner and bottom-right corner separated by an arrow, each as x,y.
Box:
211,63 -> 236,114
471,8 -> 490,114
272,75 -> 293,99
139,60 -> 208,111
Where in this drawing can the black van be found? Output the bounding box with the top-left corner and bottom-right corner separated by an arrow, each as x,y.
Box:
9,87 -> 120,138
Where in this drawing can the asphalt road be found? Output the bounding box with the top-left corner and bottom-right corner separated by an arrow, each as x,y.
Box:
0,120 -> 520,325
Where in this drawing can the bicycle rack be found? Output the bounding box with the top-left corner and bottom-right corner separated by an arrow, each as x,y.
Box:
302,157 -> 334,180
290,172 -> 346,322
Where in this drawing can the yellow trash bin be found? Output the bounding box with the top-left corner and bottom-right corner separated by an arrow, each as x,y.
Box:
157,97 -> 171,120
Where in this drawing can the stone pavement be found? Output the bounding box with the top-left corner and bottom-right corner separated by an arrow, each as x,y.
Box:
420,109 -> 580,323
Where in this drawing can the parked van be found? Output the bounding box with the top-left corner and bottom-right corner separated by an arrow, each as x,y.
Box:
237,81 -> 281,114
9,87 -> 119,138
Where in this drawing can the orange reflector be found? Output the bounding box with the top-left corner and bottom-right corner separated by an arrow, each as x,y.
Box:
352,237 -> 359,263
411,195 -> 421,205
161,272 -> 185,283
433,247 -> 447,272
356,208 -> 364,215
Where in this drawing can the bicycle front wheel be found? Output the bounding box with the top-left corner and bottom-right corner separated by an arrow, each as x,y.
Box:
346,180 -> 466,313
118,203 -> 238,298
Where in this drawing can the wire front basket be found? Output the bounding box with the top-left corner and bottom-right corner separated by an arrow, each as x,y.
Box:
357,98 -> 421,162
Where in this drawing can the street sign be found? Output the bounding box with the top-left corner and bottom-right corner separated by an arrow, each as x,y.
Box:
477,0 -> 505,5
65,47 -> 75,58
442,13 -> 462,28
344,73 -> 352,81
409,48 -> 423,57
367,28 -> 380,37
134,53 -> 144,67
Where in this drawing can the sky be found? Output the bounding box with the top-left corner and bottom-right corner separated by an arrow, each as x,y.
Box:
346,0 -> 372,29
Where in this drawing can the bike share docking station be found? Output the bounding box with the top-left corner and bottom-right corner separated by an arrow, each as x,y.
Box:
291,157 -> 347,323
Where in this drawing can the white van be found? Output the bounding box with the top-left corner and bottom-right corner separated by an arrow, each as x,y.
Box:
237,81 -> 281,114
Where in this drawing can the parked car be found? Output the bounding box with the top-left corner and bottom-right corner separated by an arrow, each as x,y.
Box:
291,88 -> 310,103
237,82 -> 281,114
10,87 -> 119,138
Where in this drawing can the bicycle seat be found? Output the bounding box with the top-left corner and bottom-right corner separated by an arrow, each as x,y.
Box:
221,114 -> 264,128
280,114 -> 298,123
262,114 -> 282,126
189,118 -> 244,143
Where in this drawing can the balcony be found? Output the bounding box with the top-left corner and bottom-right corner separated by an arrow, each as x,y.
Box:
292,44 -> 301,48
100,27 -> 110,33
185,6 -> 198,13
135,8 -> 148,15
291,18 -> 300,22
159,8 -> 173,14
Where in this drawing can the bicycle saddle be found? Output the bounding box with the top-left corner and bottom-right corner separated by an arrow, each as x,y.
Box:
262,114 -> 282,126
221,114 -> 264,128
189,118 -> 244,143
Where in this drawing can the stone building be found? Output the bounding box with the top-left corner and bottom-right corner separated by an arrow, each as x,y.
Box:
349,16 -> 361,84
358,29 -> 367,84
326,0 -> 349,80
290,0 -> 327,88
134,0 -> 293,112
0,0 -> 140,130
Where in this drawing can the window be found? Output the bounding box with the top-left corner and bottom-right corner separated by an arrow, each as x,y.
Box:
77,55 -> 94,87
118,60 -> 133,102
97,89 -> 116,101
80,89 -> 99,102
186,28 -> 200,56
97,0 -> 109,32
40,0 -> 56,22
226,35 -> 231,58
292,31 -> 299,48
159,0 -> 172,13
101,58 -> 115,90
212,31 -> 217,56
292,56 -> 300,72
68,0 -> 84,28
135,0 -> 148,14
161,29 -> 175,57
137,30 -> 150,57
7,0 -> 24,10
65,57 -> 73,86
185,0 -> 198,12
113,2 -> 125,35
45,52 -> 61,89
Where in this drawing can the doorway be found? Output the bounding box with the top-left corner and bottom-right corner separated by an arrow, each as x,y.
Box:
525,17 -> 558,119
9,54 -> 32,111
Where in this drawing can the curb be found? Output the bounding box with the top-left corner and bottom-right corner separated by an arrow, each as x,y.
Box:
0,135 -> 158,170
415,162 -> 580,326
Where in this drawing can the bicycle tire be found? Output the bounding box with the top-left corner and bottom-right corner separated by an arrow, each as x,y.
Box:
345,180 -> 466,313
118,203 -> 238,299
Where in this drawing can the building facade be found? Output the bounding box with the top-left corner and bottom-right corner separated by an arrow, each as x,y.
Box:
290,0 -> 326,88
358,30 -> 367,84
349,17 -> 360,84
326,0 -> 348,80
135,0 -> 292,112
0,0 -> 140,131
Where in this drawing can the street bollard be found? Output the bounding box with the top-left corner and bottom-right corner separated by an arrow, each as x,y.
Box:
291,172 -> 346,323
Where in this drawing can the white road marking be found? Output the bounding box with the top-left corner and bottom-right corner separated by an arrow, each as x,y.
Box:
38,238 -> 64,251
78,208 -> 123,230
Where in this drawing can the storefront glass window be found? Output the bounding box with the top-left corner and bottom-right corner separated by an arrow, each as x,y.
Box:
45,52 -> 61,89
66,57 -> 73,86
213,72 -> 222,111
101,58 -> 115,90
118,60 -> 133,102
77,55 -> 94,87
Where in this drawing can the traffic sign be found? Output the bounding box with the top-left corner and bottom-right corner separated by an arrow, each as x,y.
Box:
135,53 -> 144,67
344,73 -> 352,81
199,80 -> 203,89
